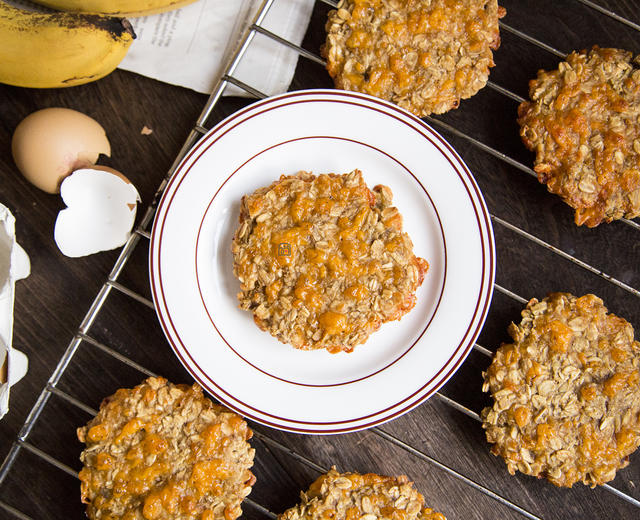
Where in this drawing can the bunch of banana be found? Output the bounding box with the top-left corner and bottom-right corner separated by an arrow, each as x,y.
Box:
28,0 -> 197,17
0,1 -> 135,88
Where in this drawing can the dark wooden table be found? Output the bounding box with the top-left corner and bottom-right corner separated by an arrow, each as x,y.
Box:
1,1 -> 639,518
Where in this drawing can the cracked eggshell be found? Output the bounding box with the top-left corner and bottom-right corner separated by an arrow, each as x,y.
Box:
54,167 -> 140,257
11,108 -> 111,194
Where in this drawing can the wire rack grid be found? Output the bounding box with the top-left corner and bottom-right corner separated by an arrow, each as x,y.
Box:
1,0 -> 640,518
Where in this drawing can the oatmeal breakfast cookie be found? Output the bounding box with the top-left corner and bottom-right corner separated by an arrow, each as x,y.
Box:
481,293 -> 640,487
279,467 -> 446,520
232,169 -> 428,353
323,0 -> 505,117
518,46 -> 640,227
77,377 -> 255,520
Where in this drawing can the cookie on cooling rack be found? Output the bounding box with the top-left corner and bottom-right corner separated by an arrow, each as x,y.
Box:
231,169 -> 428,354
323,0 -> 506,117
518,46 -> 640,227
481,293 -> 640,487
77,377 -> 255,520
279,467 -> 446,520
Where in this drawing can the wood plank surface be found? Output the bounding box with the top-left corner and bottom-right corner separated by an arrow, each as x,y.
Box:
1,1 -> 639,519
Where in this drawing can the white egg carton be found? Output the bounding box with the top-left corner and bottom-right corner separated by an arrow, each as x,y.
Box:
0,203 -> 30,419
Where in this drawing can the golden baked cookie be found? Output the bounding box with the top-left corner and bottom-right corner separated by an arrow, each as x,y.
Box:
77,377 -> 255,520
279,467 -> 446,520
481,293 -> 640,487
518,46 -> 640,227
231,170 -> 428,353
323,0 -> 505,116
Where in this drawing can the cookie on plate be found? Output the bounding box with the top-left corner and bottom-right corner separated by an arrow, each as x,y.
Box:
518,46 -> 640,227
323,0 -> 505,116
232,169 -> 428,354
77,377 -> 255,520
481,293 -> 640,487
279,467 -> 446,520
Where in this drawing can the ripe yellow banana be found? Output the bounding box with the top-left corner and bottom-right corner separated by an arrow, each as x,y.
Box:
0,1 -> 135,88
28,0 -> 198,17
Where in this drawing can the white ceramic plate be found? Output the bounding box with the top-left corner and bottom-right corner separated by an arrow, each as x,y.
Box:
150,90 -> 495,434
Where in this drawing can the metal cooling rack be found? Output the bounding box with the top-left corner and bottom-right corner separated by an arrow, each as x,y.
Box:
1,0 -> 640,518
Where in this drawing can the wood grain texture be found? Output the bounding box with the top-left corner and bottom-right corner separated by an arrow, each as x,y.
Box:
1,0 -> 640,519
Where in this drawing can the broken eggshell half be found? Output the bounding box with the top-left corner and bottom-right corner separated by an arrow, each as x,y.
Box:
11,107 -> 111,194
54,166 -> 140,257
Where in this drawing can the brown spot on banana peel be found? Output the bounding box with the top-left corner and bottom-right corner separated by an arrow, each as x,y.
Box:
51,13 -> 137,40
62,75 -> 102,84
119,17 -> 135,39
10,8 -> 137,40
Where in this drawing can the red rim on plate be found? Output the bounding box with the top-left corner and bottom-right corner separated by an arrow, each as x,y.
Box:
150,89 -> 495,434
